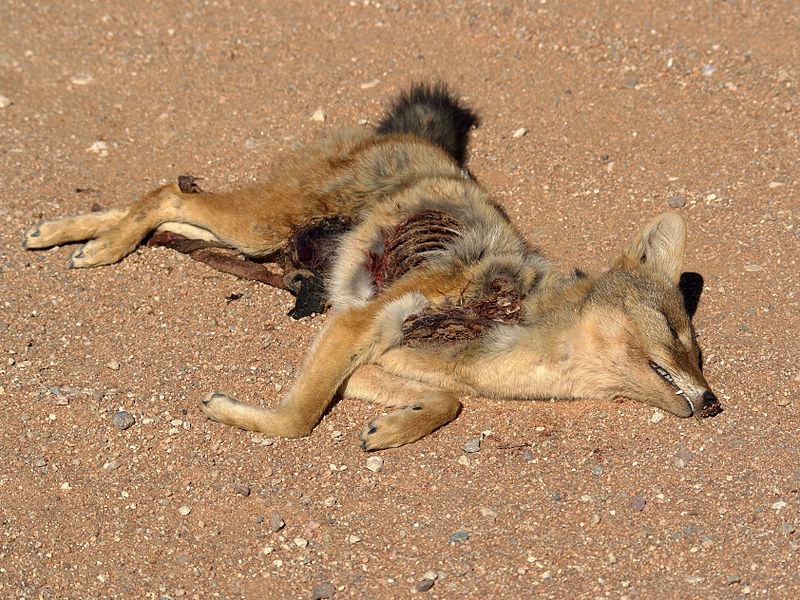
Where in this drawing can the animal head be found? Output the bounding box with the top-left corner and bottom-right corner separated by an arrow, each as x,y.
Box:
577,213 -> 720,418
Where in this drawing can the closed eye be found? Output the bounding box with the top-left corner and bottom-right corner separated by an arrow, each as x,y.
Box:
663,313 -> 679,340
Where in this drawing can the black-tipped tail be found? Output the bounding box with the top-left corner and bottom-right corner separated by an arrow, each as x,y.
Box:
377,83 -> 479,168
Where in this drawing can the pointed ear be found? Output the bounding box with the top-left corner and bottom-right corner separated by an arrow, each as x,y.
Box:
619,213 -> 687,284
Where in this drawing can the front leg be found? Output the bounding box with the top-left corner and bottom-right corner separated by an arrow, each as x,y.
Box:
344,365 -> 462,450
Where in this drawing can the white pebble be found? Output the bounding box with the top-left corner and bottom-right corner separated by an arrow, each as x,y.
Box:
311,109 -> 326,122
88,141 -> 109,157
0,95 -> 11,109
512,127 -> 528,138
178,505 -> 192,516
71,75 -> 94,85
651,411 -> 664,423
365,456 -> 384,472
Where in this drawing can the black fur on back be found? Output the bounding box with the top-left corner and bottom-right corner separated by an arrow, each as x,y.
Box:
377,83 -> 480,168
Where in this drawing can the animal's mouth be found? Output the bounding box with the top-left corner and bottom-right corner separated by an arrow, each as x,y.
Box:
649,360 -> 697,414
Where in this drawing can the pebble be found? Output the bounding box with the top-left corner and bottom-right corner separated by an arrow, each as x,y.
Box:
512,127 -> 528,138
178,505 -> 192,516
447,531 -> 469,543
293,537 -> 308,548
480,507 -> 498,519
462,437 -> 481,453
673,449 -> 692,468
365,456 -> 384,472
348,534 -> 361,544
87,141 -> 109,157
631,495 -> 646,512
70,74 -> 94,85
457,455 -> 471,467
111,410 -> 135,430
667,196 -> 686,209
415,578 -> 435,592
726,575 -> 741,585
651,411 -> 665,423
360,79 -> 380,89
311,109 -> 326,122
312,582 -> 335,599
772,501 -> 787,511
623,77 -> 638,89
589,513 -> 601,526
779,523 -> 795,536
105,360 -> 121,370
0,95 -> 10,109
592,465 -> 603,476
234,483 -> 251,496
685,575 -> 705,584
270,510 -> 286,532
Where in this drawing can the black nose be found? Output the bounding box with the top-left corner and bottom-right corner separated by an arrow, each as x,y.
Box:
699,391 -> 722,417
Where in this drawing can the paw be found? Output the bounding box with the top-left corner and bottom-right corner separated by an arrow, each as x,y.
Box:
69,238 -> 124,268
199,391 -> 239,422
23,220 -> 62,249
359,405 -> 424,451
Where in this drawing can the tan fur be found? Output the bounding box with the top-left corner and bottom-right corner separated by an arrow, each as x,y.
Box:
23,102 -> 718,450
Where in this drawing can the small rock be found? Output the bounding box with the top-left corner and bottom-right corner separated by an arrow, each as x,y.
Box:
591,465 -> 603,476
0,95 -> 11,109
269,510 -> 285,532
457,455 -> 471,467
311,109 -> 326,122
360,78 -> 380,89
780,523 -> 795,536
667,196 -> 686,208
772,501 -> 787,511
462,437 -> 481,453
234,483 -> 251,496
479,507 -> 497,519
87,141 -> 109,157
365,456 -> 384,472
312,582 -> 335,599
589,513 -> 601,526
623,77 -> 638,89
105,360 -> 121,370
631,494 -> 646,512
651,411 -> 665,423
701,64 -> 715,76
521,448 -> 534,462
415,578 -> 435,592
293,537 -> 308,548
70,74 -> 94,85
768,181 -> 784,189
743,264 -> 763,272
673,449 -> 692,468
348,534 -> 361,544
512,127 -> 527,138
685,575 -> 705,584
178,505 -> 192,516
726,575 -> 741,585
447,531 -> 469,543
111,410 -> 135,430
422,571 -> 438,581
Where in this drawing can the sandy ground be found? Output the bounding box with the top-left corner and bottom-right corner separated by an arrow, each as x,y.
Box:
1,1 -> 798,598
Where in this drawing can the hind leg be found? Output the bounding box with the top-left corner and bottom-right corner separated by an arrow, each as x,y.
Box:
23,208 -> 128,249
25,182 -> 298,268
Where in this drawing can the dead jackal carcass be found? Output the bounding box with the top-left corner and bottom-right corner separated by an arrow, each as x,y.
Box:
23,83 -> 721,450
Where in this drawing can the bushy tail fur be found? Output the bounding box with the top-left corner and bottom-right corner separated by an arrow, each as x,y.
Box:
377,83 -> 479,168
